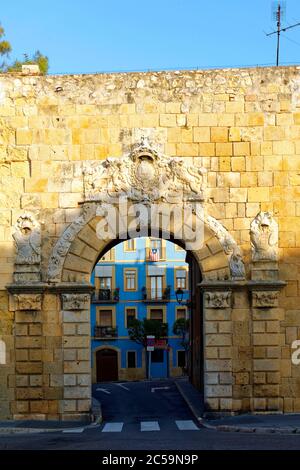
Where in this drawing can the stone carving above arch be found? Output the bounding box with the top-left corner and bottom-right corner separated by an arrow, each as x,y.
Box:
250,212 -> 278,262
46,140 -> 244,283
83,138 -> 206,204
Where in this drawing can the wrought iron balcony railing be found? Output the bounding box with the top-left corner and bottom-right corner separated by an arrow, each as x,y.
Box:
91,289 -> 120,303
94,326 -> 118,338
141,287 -> 171,302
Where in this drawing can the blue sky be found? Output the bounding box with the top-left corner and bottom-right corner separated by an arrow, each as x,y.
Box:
1,0 -> 300,74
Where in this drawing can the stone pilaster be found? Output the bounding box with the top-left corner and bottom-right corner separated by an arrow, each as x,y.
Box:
201,284 -> 234,413
10,293 -> 45,419
249,283 -> 285,412
61,292 -> 91,421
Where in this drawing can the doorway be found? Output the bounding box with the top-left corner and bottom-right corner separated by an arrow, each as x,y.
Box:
96,348 -> 118,382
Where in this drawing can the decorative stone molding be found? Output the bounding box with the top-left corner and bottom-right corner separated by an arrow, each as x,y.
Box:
229,250 -> 246,280
252,290 -> 279,308
47,142 -> 244,283
47,203 -> 96,282
83,138 -> 206,204
61,293 -> 91,310
205,291 -> 232,309
206,216 -> 245,280
47,209 -> 244,283
13,213 -> 41,265
13,213 -> 42,283
13,294 -> 42,311
250,212 -> 278,262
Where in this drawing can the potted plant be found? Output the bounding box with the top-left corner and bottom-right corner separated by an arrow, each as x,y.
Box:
113,287 -> 120,301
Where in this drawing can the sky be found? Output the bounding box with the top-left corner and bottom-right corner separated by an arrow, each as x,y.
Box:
1,0 -> 300,74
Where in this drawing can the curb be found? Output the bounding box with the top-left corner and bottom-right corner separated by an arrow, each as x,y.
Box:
174,380 -> 205,427
0,400 -> 103,435
174,380 -> 300,435
91,397 -> 102,424
0,421 -> 101,435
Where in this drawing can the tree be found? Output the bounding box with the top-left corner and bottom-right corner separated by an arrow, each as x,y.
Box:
128,318 -> 168,347
0,24 -> 12,69
128,318 -> 168,378
0,23 -> 48,74
173,318 -> 189,375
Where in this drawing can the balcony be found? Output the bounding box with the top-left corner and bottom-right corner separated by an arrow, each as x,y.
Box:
145,247 -> 166,262
142,287 -> 171,302
91,288 -> 120,303
94,325 -> 118,338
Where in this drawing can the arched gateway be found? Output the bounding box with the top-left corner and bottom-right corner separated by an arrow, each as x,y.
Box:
7,140 -> 284,421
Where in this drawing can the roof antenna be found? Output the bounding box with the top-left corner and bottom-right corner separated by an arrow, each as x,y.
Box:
266,1 -> 300,66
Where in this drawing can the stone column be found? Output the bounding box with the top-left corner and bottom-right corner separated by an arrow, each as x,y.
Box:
61,293 -> 91,421
203,289 -> 234,413
250,286 -> 284,412
11,293 -> 44,419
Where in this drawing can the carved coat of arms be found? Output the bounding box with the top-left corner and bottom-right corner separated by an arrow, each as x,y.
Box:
83,140 -> 206,204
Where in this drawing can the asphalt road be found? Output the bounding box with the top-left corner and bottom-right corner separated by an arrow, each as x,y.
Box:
1,380 -> 300,450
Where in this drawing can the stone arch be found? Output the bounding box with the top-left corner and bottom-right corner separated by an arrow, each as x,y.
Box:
47,141 -> 245,283
47,205 -> 244,284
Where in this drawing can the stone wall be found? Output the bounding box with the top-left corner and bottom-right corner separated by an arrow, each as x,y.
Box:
1,66 -> 300,419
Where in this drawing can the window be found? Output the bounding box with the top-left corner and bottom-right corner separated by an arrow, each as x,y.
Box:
150,308 -> 163,322
127,351 -> 136,368
98,277 -> 112,290
98,309 -> 113,327
150,275 -> 163,299
177,350 -> 186,368
95,266 -> 114,291
126,308 -> 136,328
151,349 -> 164,363
125,239 -> 135,251
124,269 -> 137,291
175,269 -> 187,289
176,307 -> 187,320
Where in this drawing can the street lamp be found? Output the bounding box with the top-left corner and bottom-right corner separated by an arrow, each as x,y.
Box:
175,288 -> 184,304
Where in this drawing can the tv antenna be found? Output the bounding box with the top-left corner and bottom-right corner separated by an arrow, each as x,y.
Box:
267,1 -> 300,66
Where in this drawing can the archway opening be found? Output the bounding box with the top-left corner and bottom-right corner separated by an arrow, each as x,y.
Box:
90,235 -> 203,393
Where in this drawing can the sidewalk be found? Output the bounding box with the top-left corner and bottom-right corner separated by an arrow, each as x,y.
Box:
0,420 -> 92,434
175,377 -> 300,434
0,398 -> 102,434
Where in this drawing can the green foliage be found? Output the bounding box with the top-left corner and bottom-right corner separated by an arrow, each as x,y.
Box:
128,318 -> 168,347
173,318 -> 189,351
0,24 -> 12,70
0,23 -> 48,74
7,51 -> 49,75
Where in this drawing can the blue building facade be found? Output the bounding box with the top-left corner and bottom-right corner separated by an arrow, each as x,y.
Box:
90,238 -> 189,382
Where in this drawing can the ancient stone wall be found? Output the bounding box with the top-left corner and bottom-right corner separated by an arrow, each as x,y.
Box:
0,67 -> 300,419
